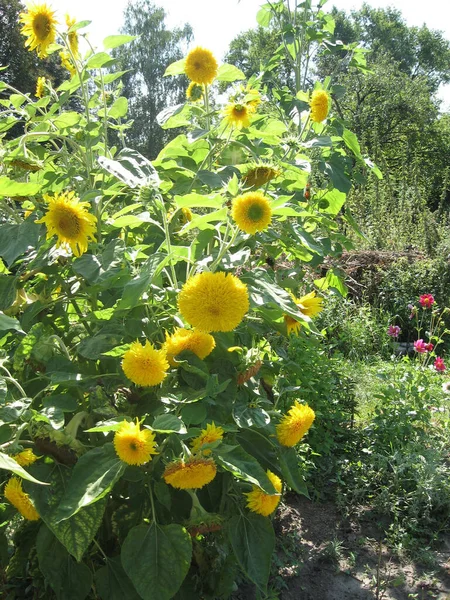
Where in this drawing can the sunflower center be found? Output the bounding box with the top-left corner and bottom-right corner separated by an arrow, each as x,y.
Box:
247,203 -> 264,222
194,62 -> 201,70
33,14 -> 51,41
233,106 -> 245,117
58,212 -> 81,238
129,442 -> 137,451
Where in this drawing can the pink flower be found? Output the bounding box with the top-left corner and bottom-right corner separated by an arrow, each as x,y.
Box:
424,342 -> 434,352
387,325 -> 401,338
419,294 -> 435,309
414,339 -> 427,353
434,357 -> 446,372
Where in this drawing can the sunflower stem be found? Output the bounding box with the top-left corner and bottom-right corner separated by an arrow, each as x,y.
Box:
148,482 -> 158,524
0,366 -> 27,398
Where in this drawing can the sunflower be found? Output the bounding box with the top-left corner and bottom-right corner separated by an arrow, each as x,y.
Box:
191,423 -> 224,455
245,470 -> 282,517
185,47 -> 218,85
242,164 -> 281,189
12,449 -> 39,467
36,191 -> 97,257
60,50 -> 76,76
19,3 -> 58,59
122,340 -> 169,387
35,76 -> 46,98
284,291 -> 324,336
186,81 -> 203,102
178,271 -> 249,333
181,207 -> 193,223
163,328 -> 216,366
4,477 -> 40,521
65,14 -> 79,58
310,89 -> 330,123
232,192 -> 273,235
276,401 -> 315,447
223,102 -> 254,129
113,419 -> 158,465
164,457 -> 217,489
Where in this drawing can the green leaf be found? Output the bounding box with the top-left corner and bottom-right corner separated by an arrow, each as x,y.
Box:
54,444 -> 125,522
228,514 -> 274,594
87,52 -> 116,69
28,465 -> 106,561
175,193 -> 223,210
117,253 -> 167,310
151,414 -> 187,434
53,112 -> 81,129
108,97 -> 128,119
0,312 -> 23,334
121,523 -> 192,600
78,333 -> 122,360
181,208 -> 228,233
0,275 -> 17,310
36,525 -> 93,600
278,446 -> 309,497
314,268 -> 348,296
215,445 -> 276,493
0,219 -> 41,266
0,176 -> 42,197
95,557 -> 141,600
342,128 -> 362,159
68,20 -> 91,32
0,452 -> 49,484
256,4 -> 273,27
103,35 -> 137,50
319,188 -> 346,216
164,58 -> 186,77
216,64 -> 245,82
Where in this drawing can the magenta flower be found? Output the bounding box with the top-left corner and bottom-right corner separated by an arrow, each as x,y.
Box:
419,294 -> 435,309
387,325 -> 401,338
414,339 -> 427,353
424,342 -> 434,352
434,357 -> 446,372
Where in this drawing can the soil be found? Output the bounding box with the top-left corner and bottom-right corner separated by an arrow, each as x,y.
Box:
234,495 -> 450,600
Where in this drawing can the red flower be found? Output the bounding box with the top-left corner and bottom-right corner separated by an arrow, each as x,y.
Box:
387,325 -> 401,338
419,294 -> 435,309
424,342 -> 434,352
414,339 -> 427,353
434,357 -> 446,372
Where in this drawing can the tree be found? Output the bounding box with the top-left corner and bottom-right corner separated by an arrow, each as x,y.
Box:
114,0 -> 192,159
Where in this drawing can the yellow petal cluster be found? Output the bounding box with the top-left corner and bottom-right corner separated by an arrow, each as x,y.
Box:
19,3 -> 58,59
284,291 -> 324,336
243,165 -> 281,189
245,470 -> 282,517
178,272 -> 249,333
35,76 -> 46,98
163,328 -> 216,366
60,50 -> 76,76
191,422 -> 224,455
12,449 -> 39,467
185,47 -> 218,85
113,420 -> 158,465
231,192 -> 273,235
4,477 -> 40,521
36,191 -> 97,257
122,340 -> 169,387
65,14 -> 80,58
164,457 -> 217,489
276,401 -> 315,447
310,89 -> 330,123
223,102 -> 254,129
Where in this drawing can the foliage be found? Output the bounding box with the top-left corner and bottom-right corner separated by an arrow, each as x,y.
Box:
114,0 -> 193,158
0,1 -> 374,598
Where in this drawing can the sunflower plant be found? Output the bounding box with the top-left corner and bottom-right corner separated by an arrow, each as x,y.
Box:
0,2 -> 377,599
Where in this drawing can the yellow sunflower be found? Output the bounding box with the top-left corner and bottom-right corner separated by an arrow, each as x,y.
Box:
223,102 -> 254,129
113,419 -> 158,465
242,164 -> 281,189
163,328 -> 216,366
186,81 -> 203,102
12,449 -> 39,467
4,477 -> 40,521
231,191 -> 273,235
310,89 -> 330,123
185,47 -> 218,85
178,271 -> 249,333
60,50 -> 76,76
65,14 -> 79,58
19,3 -> 58,59
36,191 -> 97,257
191,422 -> 224,455
122,340 -> 169,387
276,401 -> 315,447
245,470 -> 282,517
181,207 -> 193,223
284,291 -> 324,336
35,76 -> 46,98
164,457 -> 217,489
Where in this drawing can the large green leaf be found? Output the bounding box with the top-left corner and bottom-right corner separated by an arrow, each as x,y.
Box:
95,557 -> 141,600
28,465 -> 106,561
103,35 -> 136,50
164,58 -> 186,77
121,523 -> 192,600
0,452 -> 48,484
228,514 -> 274,594
0,312 -> 23,334
278,446 -> 309,497
0,176 -> 42,197
215,445 -> 276,493
0,275 -> 17,310
117,253 -> 167,310
151,414 -> 187,434
216,64 -> 245,82
36,525 -> 93,600
54,444 -> 125,522
0,220 -> 40,266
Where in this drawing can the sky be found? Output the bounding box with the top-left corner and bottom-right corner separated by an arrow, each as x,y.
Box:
47,0 -> 450,108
